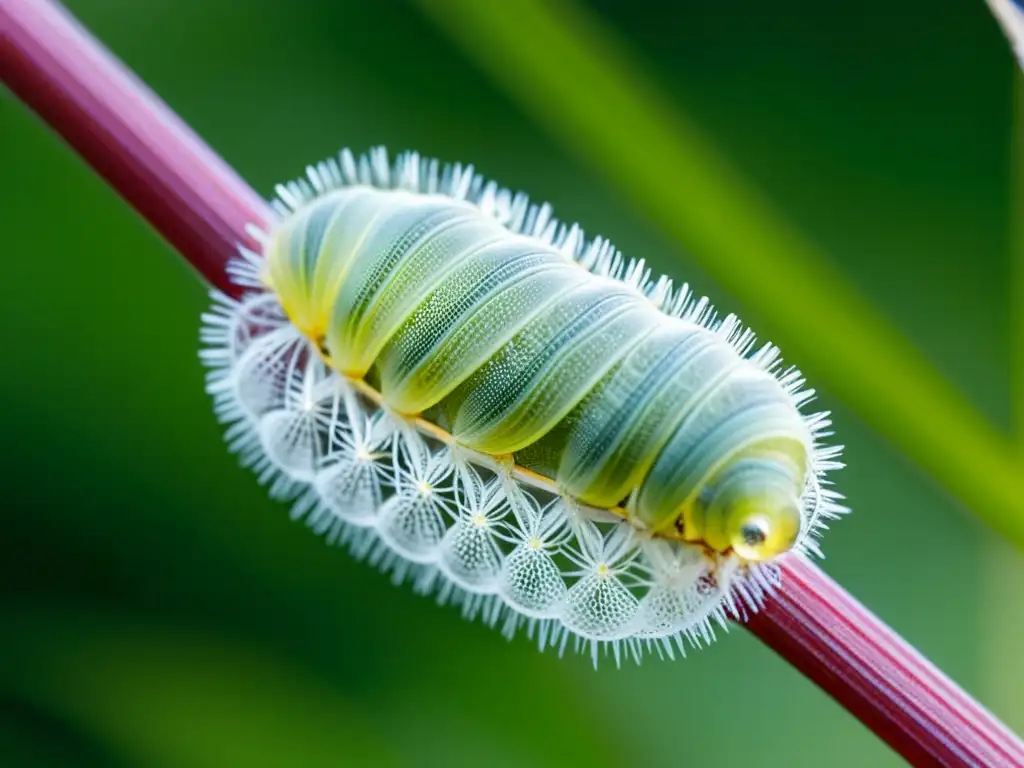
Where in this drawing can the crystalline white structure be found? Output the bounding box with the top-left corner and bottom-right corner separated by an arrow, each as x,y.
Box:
199,148 -> 846,666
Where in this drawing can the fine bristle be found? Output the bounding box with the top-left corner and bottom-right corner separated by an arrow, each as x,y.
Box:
250,147 -> 818,393
203,146 -> 846,665
263,147 -> 751,334
200,294 -> 837,667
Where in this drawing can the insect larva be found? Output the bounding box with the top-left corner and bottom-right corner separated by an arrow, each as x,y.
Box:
200,146 -> 846,665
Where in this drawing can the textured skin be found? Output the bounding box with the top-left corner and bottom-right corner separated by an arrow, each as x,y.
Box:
264,186 -> 811,543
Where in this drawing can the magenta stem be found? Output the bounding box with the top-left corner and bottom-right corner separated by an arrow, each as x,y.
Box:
3,1 -> 1023,764
752,556 -> 1024,765
0,0 -> 269,295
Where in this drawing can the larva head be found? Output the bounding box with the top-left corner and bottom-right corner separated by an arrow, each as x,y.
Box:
697,449 -> 806,561
637,366 -> 816,562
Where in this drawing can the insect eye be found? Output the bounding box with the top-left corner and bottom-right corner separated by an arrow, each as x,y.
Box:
740,519 -> 768,547
729,501 -> 801,562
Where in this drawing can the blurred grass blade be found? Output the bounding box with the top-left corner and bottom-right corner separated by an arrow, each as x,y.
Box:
1015,68 -> 1024,442
989,6 -> 1024,437
1,610 -> 399,768
980,50 -> 1024,738
980,45 -> 1024,734
983,539 -> 1024,736
415,0 -> 1024,547
988,0 -> 1024,72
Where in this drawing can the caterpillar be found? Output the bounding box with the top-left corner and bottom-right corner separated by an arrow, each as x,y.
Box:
200,146 -> 846,665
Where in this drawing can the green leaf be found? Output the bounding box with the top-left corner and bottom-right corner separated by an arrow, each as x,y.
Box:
415,0 -> 1024,548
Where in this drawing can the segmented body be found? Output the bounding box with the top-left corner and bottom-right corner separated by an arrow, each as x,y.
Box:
201,147 -> 845,664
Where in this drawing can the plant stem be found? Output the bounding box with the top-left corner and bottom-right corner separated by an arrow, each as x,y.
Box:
2,1 -> 1023,764
0,0 -> 269,295
752,556 -> 1023,766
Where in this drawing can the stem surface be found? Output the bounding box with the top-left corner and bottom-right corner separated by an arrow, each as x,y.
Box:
0,0 -> 269,294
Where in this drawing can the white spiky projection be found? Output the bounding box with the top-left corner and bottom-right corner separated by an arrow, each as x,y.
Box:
200,147 -> 846,666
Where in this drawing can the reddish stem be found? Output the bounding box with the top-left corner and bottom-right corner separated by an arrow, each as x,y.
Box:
0,0 -> 269,295
3,1 -> 1023,765
753,557 -> 1024,766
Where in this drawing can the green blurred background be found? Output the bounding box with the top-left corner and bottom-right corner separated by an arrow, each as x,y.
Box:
1,1 -> 1020,765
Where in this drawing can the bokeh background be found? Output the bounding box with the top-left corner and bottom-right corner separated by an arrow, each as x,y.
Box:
1,1 -> 1021,766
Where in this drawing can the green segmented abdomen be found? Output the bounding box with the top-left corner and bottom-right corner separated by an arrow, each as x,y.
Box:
541,324 -> 738,508
264,185 -> 812,540
441,282 -> 656,453
376,244 -> 579,412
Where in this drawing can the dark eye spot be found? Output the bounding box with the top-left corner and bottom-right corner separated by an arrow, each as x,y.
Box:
741,523 -> 767,547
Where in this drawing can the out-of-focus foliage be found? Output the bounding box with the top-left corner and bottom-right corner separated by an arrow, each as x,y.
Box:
0,1 -> 1018,766
420,0 -> 1023,549
983,69 -> 1024,741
